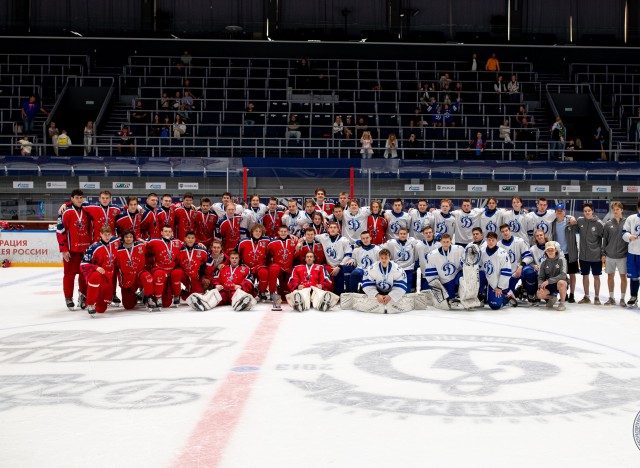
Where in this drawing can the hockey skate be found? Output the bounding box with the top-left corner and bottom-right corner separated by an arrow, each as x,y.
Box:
87,304 -> 96,317
627,296 -> 637,307
172,295 -> 181,307
318,292 -> 332,312
65,297 -> 75,311
146,295 -> 160,312
234,295 -> 252,311
78,293 -> 86,310
271,293 -> 283,311
111,294 -> 121,306
292,292 -> 305,312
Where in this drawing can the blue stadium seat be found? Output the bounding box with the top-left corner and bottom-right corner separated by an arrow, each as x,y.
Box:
139,158 -> 173,177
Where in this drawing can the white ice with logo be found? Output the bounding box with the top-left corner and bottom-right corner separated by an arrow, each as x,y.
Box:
0,267 -> 639,468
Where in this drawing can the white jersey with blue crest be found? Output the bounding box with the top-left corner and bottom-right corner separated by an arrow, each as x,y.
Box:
362,261 -> 408,302
480,208 -> 505,239
385,210 -> 412,240
431,210 -> 457,237
452,208 -> 482,244
424,245 -> 464,284
501,210 -> 531,244
409,209 -> 434,241
480,246 -> 512,289
352,244 -> 381,270
316,233 -> 353,267
381,237 -> 419,270
527,210 -> 556,239
343,207 -> 370,244
415,240 -> 441,275
622,214 -> 640,255
498,236 -> 533,274
529,241 -> 564,266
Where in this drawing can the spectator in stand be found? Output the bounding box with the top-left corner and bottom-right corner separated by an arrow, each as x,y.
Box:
117,126 -> 134,154
507,75 -> 520,103
494,75 -> 506,95
173,115 -> 187,139
183,79 -> 199,100
485,53 -> 500,72
244,103 -> 258,137
409,107 -> 423,131
332,115 -> 344,138
83,121 -> 94,156
172,91 -> 181,110
57,129 -> 71,155
595,126 -> 607,160
499,119 -> 513,144
384,133 -> 398,159
17,135 -> 32,156
180,50 -> 192,69
442,101 -> 459,127
177,103 -> 190,123
515,105 -> 527,128
161,116 -> 171,138
453,82 -> 463,101
150,114 -> 162,137
440,83 -> 453,106
432,105 -> 443,127
418,82 -> 435,106
439,73 -> 452,90
360,131 -> 374,159
286,115 -> 301,142
131,100 -> 148,135
517,117 -> 533,141
355,117 -> 369,139
21,95 -> 49,134
406,133 -> 419,159
467,132 -> 486,157
550,116 -> 566,160
564,138 -> 577,161
343,116 -> 354,139
470,53 -> 478,71
48,121 -> 59,156
160,92 -> 171,114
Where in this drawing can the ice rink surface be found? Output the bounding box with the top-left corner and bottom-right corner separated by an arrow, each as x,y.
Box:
1,267 -> 640,468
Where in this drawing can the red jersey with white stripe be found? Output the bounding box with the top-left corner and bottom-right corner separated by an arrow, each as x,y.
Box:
81,236 -> 120,278
177,245 -> 214,279
145,237 -> 184,271
296,240 -> 325,265
315,201 -> 335,217
288,263 -> 331,290
140,205 -> 162,240
157,206 -> 176,231
237,237 -> 271,269
267,237 -> 297,273
115,210 -> 143,240
213,264 -> 253,290
173,206 -> 198,241
114,241 -> 148,288
218,214 -> 248,256
57,206 -> 92,253
195,209 -> 218,246
262,210 -> 285,238
367,214 -> 389,245
84,204 -> 121,243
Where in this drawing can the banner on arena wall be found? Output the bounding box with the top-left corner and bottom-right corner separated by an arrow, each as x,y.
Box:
404,184 -> 424,192
0,231 -> 62,266
13,181 -> 34,189
530,185 -> 549,193
561,185 -> 580,193
112,182 -> 133,190
178,182 -> 199,190
591,186 -> 611,193
467,185 -> 487,193
435,184 -> 455,192
46,181 -> 67,189
499,185 -> 518,192
80,182 -> 101,190
623,186 -> 640,193
145,182 -> 167,190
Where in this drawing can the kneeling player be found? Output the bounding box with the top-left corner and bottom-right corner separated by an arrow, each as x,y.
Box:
479,232 -> 513,310
146,225 -> 184,308
347,249 -> 414,314
537,242 -> 568,310
80,226 -> 119,316
177,231 -> 214,299
422,234 -> 464,309
286,251 -> 338,312
115,230 -> 154,310
187,251 -> 256,312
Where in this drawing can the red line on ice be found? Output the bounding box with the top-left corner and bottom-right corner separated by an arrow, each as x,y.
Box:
172,310 -> 285,468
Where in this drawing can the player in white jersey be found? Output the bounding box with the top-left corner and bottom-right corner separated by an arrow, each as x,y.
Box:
471,227 -> 487,250
380,227 -> 419,290
423,234 -> 465,299
526,197 -> 556,242
283,199 -> 311,238
430,198 -> 457,238
622,200 -> 640,305
479,232 -> 513,309
415,225 -> 441,290
408,199 -> 434,241
479,197 -> 505,239
349,231 -> 381,292
245,194 -> 268,226
452,199 -> 482,246
498,223 -> 535,299
350,249 -> 413,314
385,198 -> 412,240
211,192 -> 243,218
343,199 -> 370,245
501,196 -> 531,244
316,222 -> 354,295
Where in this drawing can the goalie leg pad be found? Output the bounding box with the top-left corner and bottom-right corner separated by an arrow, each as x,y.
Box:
353,294 -> 386,314
187,289 -> 222,311
412,290 -> 430,309
231,289 -> 257,311
421,289 -> 451,310
311,286 -> 339,311
387,294 -> 416,313
286,288 -> 311,311
458,265 -> 482,309
339,292 -> 359,310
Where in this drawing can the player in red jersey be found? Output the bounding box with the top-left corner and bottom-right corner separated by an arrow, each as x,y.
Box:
80,226 -> 119,316
58,190 -> 121,243
286,251 -> 338,311
314,188 -> 334,217
263,197 -> 285,238
115,197 -> 143,240
177,231 -> 214,298
145,225 -> 184,308
267,225 -> 298,298
174,192 -> 199,241
367,200 -> 388,245
57,189 -> 92,310
140,192 -> 161,240
237,224 -> 272,300
218,203 -> 251,256
194,197 -> 218,248
201,240 -> 228,290
295,227 -> 325,265
114,230 -> 154,311
157,194 -> 176,231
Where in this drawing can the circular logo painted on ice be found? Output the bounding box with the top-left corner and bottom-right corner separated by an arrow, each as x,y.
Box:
634,411 -> 640,451
282,334 -> 640,419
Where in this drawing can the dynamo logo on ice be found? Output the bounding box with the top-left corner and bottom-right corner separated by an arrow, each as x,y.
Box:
285,334 -> 640,420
